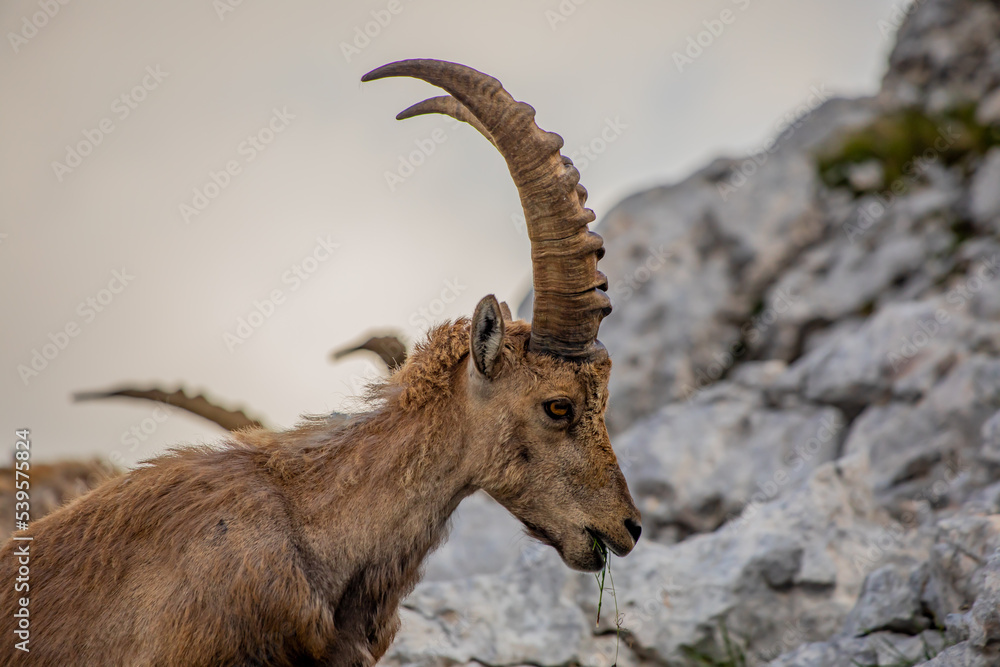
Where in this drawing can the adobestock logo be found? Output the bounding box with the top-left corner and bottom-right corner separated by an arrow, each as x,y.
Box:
672,0 -> 753,73
108,405 -> 172,467
51,66 -> 169,183
340,0 -> 411,63
383,118 -> 461,192
566,117 -> 628,172
223,235 -> 340,352
384,128 -> 447,192
544,0 -> 589,31
18,269 -> 135,386
180,107 -> 295,224
406,278 -> 468,334
7,0 -> 72,54
609,245 -> 672,302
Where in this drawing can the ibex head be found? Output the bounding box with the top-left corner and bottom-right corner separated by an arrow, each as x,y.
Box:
363,60 -> 640,571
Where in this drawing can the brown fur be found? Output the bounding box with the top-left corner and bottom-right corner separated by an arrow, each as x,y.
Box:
0,317 -> 639,666
0,460 -> 117,541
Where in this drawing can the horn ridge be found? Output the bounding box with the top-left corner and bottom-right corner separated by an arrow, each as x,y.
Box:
363,59 -> 610,360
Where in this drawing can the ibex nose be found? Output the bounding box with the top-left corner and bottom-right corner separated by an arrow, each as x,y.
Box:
624,517 -> 642,544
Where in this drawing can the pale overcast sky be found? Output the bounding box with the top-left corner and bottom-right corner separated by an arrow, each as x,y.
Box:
1,0 -> 903,465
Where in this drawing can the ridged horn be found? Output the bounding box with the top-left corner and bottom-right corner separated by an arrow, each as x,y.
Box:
362,59 -> 611,360
73,387 -> 264,432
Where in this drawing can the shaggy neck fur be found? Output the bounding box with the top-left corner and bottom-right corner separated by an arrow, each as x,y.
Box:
234,319 -> 484,661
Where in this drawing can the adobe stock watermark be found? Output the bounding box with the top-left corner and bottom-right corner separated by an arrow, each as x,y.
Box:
886,254 -> 998,371
420,607 -> 480,656
339,359 -> 387,407
51,65 -> 169,183
672,0 -> 753,73
223,235 -> 339,351
213,0 -> 249,21
506,117 -> 627,237
583,574 -> 687,667
754,620 -> 808,664
107,405 -> 172,467
567,117 -> 627,172
544,0 -> 590,31
717,85 -> 831,201
179,106 -> 295,224
724,413 -> 845,532
877,0 -> 925,39
851,460 -> 968,575
842,123 -> 962,244
17,269 -> 136,386
609,245 -> 672,302
7,0 -> 72,54
681,287 -> 799,398
340,0 -> 411,62
405,277 -> 468,336
384,117 -> 462,192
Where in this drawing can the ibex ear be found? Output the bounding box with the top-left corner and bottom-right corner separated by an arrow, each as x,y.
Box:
498,301 -> 513,322
471,295 -> 505,379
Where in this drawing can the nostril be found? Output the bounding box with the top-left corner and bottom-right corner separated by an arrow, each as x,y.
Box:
624,517 -> 642,544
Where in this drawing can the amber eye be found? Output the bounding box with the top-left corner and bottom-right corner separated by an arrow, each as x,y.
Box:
543,399 -> 573,420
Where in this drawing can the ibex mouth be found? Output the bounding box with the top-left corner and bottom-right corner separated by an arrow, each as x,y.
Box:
587,526 -> 631,559
586,527 -> 608,566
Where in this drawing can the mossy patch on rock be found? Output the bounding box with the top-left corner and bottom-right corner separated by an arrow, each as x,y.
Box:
817,105 -> 1000,194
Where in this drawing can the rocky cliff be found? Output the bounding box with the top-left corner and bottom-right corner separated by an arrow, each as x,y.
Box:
391,1 -> 1000,665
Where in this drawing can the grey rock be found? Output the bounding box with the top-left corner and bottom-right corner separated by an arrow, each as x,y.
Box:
765,636 -> 875,667
577,97 -> 878,433
387,458 -> 927,667
729,359 -> 789,390
422,491 -> 524,582
770,301 -> 970,410
919,642 -> 999,667
843,401 -> 960,497
922,512 -> 1000,634
384,550 -> 590,667
759,171 -> 963,364
969,148 -> 1000,234
976,87 -> 1000,125
616,382 -> 844,541
881,0 -> 1000,111
837,353 -> 1000,515
766,630 -> 949,667
583,460 -> 926,665
980,410 -> 1000,465
841,564 -> 929,636
766,509 -> 1000,666
761,231 -> 937,362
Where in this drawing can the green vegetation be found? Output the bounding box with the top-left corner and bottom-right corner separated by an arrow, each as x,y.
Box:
850,631 -> 948,667
817,104 -> 1000,194
592,537 -> 623,665
679,619 -> 748,667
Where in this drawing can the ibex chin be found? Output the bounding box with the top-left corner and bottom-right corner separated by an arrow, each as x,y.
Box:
0,59 -> 641,666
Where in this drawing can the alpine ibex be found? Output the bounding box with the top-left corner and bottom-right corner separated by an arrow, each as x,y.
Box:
0,59 -> 640,666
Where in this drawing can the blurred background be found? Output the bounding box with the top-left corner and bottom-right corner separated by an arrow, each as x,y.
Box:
1,0 -> 901,466
8,2 -> 1000,665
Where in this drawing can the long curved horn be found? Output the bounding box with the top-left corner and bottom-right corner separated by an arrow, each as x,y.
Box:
74,387 -> 265,432
330,333 -> 408,370
397,96 -> 497,149
362,59 -> 611,360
